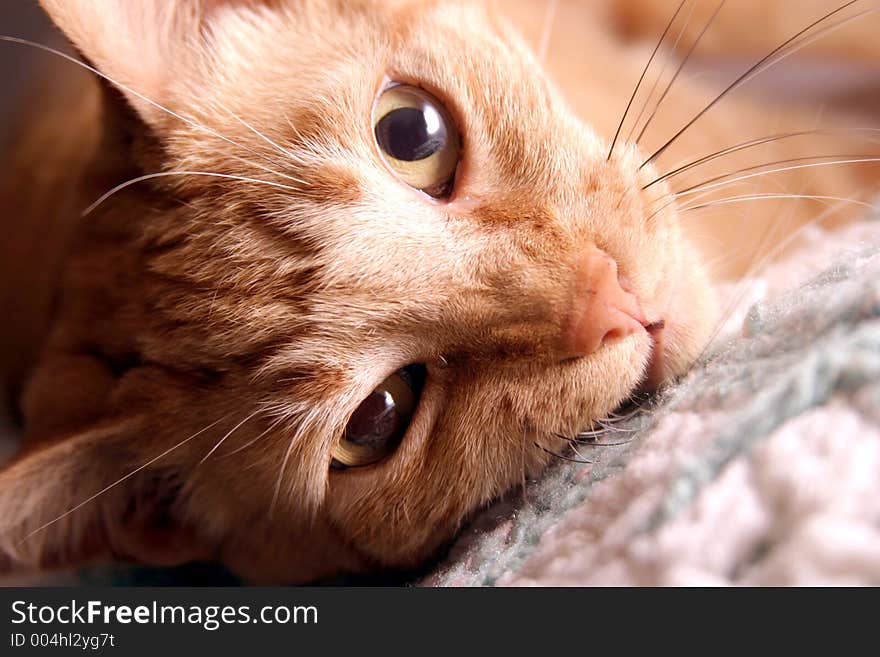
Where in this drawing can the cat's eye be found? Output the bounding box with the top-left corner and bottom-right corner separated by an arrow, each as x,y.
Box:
331,365 -> 426,469
373,84 -> 460,198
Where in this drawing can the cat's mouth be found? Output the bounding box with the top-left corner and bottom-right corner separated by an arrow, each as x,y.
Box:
639,319 -> 668,392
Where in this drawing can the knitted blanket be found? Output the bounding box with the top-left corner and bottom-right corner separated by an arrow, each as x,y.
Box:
425,215 -> 880,586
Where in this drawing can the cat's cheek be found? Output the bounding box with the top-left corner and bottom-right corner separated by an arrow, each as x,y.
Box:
319,367 -> 452,556
297,340 -> 654,569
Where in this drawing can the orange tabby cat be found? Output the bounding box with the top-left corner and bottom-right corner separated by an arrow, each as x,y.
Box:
0,0 -> 877,583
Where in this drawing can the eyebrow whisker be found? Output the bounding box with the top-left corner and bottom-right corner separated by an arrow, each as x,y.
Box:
83,170 -> 303,217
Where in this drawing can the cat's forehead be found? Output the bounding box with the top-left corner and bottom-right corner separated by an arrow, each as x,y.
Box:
183,0 -> 591,196
229,1 -> 555,119
396,7 -> 571,178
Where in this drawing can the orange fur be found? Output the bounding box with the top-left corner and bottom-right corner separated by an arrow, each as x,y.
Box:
0,0 -> 876,583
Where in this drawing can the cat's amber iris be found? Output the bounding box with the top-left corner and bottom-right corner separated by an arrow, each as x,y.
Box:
373,84 -> 460,198
332,365 -> 426,468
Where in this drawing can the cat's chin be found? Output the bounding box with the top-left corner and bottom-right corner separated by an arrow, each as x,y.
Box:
637,252 -> 720,393
543,332 -> 656,435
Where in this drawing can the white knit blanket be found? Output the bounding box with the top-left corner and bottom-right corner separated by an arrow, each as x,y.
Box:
426,215 -> 880,586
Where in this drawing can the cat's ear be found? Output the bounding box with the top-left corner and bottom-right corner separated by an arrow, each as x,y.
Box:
0,422 -> 211,574
38,0 -> 215,125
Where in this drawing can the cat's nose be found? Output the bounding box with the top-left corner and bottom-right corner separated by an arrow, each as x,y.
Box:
562,247 -> 648,358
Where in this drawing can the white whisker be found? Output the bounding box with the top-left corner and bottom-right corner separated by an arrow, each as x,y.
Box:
270,432 -> 298,517
0,36 -> 293,174
646,128 -> 880,189
198,410 -> 263,464
19,415 -> 230,545
690,197 -> 858,370
681,193 -> 874,214
676,158 -> 880,201
608,0 -> 689,160
225,152 -> 309,187
646,180 -> 753,223
83,171 -> 302,216
537,0 -> 559,63
229,111 -> 302,164
222,415 -> 288,458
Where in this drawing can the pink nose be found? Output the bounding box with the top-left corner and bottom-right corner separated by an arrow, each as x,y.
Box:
562,247 -> 648,358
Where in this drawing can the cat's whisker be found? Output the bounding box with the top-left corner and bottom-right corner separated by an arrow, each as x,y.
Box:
646,128 -> 880,190
222,415 -> 289,458
679,151 -> 818,358
755,198 -> 866,277
83,170 -> 302,217
624,0 -> 698,146
704,246 -> 752,280
550,402 -> 649,448
646,180 -> 753,224
710,185 -> 800,338
536,0 -> 559,63
641,2 -> 876,168
648,134 -> 809,190
674,157 -> 880,201
607,0 -> 689,161
553,430 -> 610,442
671,153 -> 862,196
568,441 -> 600,462
594,420 -> 640,433
635,0 -> 726,147
626,390 -> 654,406
225,152 -> 309,187
0,36 -> 300,179
680,193 -> 875,215
648,174 -> 794,367
228,111 -> 305,167
535,443 -> 594,465
19,415 -> 230,545
688,197 -> 856,370
198,410 -> 263,465
577,429 -> 614,439
601,405 -> 645,423
269,414 -> 315,517
557,434 -> 638,448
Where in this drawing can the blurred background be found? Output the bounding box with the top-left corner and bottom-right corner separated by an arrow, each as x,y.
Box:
0,1 -> 60,150
0,2 -> 60,461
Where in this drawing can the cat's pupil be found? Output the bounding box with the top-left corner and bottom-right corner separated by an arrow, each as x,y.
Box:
344,389 -> 401,448
332,365 -> 425,469
375,106 -> 447,162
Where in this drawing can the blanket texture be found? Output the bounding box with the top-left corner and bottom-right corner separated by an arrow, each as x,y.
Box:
424,215 -> 880,586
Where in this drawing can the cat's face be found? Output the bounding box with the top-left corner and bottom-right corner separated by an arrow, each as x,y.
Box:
3,0 -> 716,582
